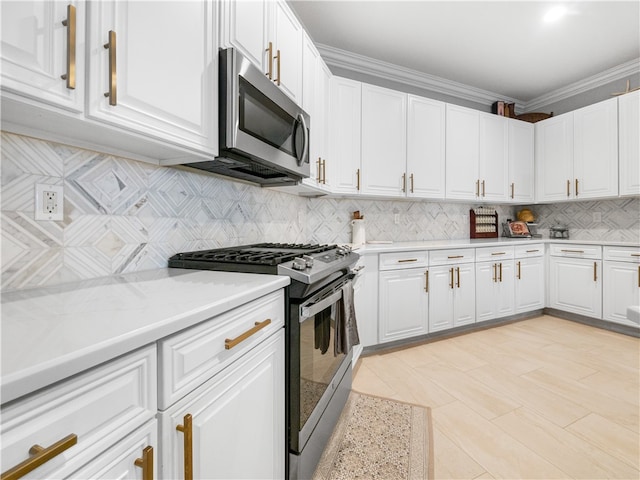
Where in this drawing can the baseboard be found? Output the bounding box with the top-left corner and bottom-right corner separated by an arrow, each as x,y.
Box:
543,308 -> 640,338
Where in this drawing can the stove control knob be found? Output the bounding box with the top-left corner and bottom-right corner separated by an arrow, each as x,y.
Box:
292,258 -> 307,270
302,255 -> 314,267
336,245 -> 350,256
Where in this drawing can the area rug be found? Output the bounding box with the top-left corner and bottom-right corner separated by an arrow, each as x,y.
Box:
313,392 -> 434,480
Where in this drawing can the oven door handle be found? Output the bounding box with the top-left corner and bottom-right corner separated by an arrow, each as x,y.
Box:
300,289 -> 343,322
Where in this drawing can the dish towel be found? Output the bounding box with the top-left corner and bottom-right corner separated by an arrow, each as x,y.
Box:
315,309 -> 331,354
335,281 -> 360,355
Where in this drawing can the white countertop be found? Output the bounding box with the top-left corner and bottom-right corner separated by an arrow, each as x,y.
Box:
352,238 -> 639,254
1,269 -> 289,404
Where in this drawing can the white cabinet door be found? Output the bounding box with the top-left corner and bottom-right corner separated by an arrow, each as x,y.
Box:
479,113 -> 509,201
508,119 -> 535,202
618,90 -> 640,196
453,263 -> 476,326
87,0 -> 217,154
406,95 -> 446,199
515,256 -> 545,313
270,0 -> 302,102
535,113 -> 574,201
446,104 -> 480,200
1,1 -> 85,113
379,268 -> 429,343
328,76 -> 361,194
603,261 -> 640,326
161,331 -> 285,480
361,84 -> 407,197
428,266 -> 455,332
355,255 -> 379,348
476,261 -> 513,322
549,257 -> 602,319
573,97 -> 619,199
220,0 -> 269,73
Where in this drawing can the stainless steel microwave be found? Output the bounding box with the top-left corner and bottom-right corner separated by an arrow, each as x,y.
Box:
185,48 -> 310,186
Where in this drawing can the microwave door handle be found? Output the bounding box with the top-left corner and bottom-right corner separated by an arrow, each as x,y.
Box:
300,288 -> 343,321
296,113 -> 309,165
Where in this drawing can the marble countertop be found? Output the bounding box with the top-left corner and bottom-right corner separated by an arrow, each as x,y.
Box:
352,238 -> 639,254
1,269 -> 290,404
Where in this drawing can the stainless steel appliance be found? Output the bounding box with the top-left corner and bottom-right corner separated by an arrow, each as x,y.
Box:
184,48 -> 310,186
168,243 -> 359,480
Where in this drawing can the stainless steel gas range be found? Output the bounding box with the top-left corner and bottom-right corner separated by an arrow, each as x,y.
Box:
169,243 -> 360,480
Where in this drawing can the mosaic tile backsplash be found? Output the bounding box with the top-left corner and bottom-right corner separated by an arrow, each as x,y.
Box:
1,132 -> 638,291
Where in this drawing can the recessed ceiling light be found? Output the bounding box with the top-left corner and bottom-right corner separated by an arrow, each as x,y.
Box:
544,5 -> 568,23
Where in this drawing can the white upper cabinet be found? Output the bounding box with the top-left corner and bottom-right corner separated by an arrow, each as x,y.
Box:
87,0 -> 217,155
618,90 -> 640,196
508,119 -> 535,202
445,104 -> 480,200
535,112 -> 574,201
361,84 -> 408,197
479,112 -> 509,201
406,95 -> 446,199
222,0 -> 302,102
1,1 -> 85,113
573,97 -> 618,199
328,76 -> 361,194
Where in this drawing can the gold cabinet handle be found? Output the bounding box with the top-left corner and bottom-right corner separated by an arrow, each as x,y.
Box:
402,173 -> 406,193
103,30 -> 117,105
499,262 -> 503,282
493,263 -> 497,283
356,168 -> 360,190
322,160 -> 326,185
575,178 -> 579,197
631,253 -> 640,257
510,182 -> 515,199
448,255 -> 464,259
134,446 -> 154,480
567,179 -> 571,197
456,267 -> 461,288
593,262 -> 597,282
449,268 -> 454,289
225,319 -> 271,350
410,173 -> 414,193
517,261 -> 521,280
265,41 -> 273,79
274,49 -> 281,86
1,433 -> 77,480
481,180 -> 486,197
526,249 -> 540,253
176,414 -> 193,480
60,4 -> 76,89
397,258 -> 418,263
476,179 -> 480,197
424,270 -> 429,292
491,252 -> 506,256
561,249 -> 585,254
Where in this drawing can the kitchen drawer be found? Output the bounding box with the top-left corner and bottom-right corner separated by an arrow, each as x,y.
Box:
475,246 -> 514,262
515,243 -> 544,258
379,251 -> 428,270
429,248 -> 475,265
549,244 -> 602,259
158,289 -> 284,409
603,245 -> 640,263
1,346 -> 156,480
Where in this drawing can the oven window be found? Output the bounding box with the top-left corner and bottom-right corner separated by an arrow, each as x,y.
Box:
238,76 -> 294,156
299,304 -> 346,429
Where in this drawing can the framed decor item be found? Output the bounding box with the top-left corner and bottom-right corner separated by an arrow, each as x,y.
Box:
505,220 -> 531,238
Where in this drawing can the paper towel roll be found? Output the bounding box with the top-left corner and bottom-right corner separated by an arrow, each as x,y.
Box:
351,219 -> 365,246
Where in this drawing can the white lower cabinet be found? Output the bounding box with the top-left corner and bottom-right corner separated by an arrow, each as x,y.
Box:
379,268 -> 429,343
159,331 -> 285,480
476,260 -> 515,322
549,245 -> 602,319
603,246 -> 640,327
428,263 -> 475,332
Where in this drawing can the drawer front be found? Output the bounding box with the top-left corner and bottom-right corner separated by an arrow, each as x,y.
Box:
1,346 -> 156,480
514,244 -> 545,258
158,289 -> 284,410
549,244 -> 602,259
475,246 -> 514,262
429,248 -> 475,265
603,245 -> 640,263
379,251 -> 428,270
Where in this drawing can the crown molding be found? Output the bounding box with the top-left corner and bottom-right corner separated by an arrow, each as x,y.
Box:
316,43 -> 640,114
523,58 -> 640,112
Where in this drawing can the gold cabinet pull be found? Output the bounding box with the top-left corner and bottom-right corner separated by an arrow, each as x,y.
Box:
402,173 -> 406,193
456,267 -> 461,288
103,30 -> 117,105
449,268 -> 454,289
575,178 -> 579,197
491,252 -> 506,256
356,168 -> 360,190
526,249 -> 540,253
225,319 -> 271,350
448,255 -> 464,259
322,160 -> 326,185
481,180 -> 486,197
593,262 -> 597,282
517,261 -> 521,279
176,414 -> 193,480
274,49 -> 281,86
631,254 -> 640,257
476,179 -> 480,197
567,179 -> 571,197
510,182 -> 515,199
265,41 -> 273,79
60,4 -> 76,89
493,263 -> 497,283
424,270 -> 429,292
410,173 -> 414,193
499,262 -> 503,282
134,446 -> 154,480
561,249 -> 585,254
1,433 -> 77,480
397,258 -> 418,263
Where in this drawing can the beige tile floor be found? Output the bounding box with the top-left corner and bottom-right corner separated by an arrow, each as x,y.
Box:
352,315 -> 640,479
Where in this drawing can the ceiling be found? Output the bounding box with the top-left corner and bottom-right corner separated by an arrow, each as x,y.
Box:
288,1 -> 640,104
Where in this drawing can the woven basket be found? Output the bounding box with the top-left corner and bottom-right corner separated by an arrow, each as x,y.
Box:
515,112 -> 554,123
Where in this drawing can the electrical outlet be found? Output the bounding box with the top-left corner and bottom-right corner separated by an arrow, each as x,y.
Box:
394,214 -> 400,225
35,184 -> 64,221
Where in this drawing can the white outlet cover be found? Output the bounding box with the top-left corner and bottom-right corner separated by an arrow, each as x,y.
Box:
35,184 -> 64,221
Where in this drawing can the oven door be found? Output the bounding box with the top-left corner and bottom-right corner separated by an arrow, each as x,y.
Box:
288,277 -> 353,454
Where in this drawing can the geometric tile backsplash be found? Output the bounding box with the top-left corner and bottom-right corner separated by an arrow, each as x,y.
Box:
1,132 -> 639,292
